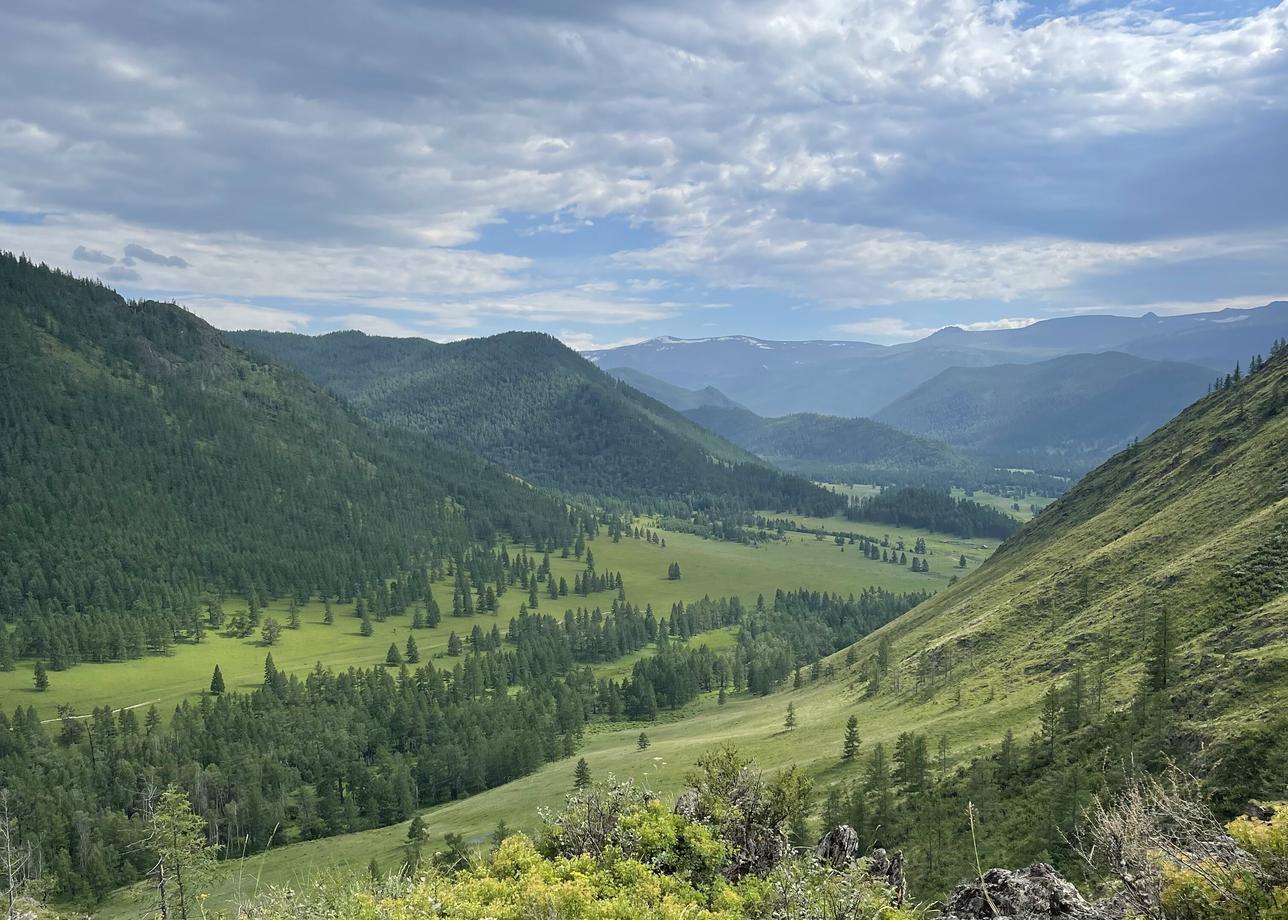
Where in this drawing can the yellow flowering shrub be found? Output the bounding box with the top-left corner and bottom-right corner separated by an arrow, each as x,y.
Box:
1158,804 -> 1288,920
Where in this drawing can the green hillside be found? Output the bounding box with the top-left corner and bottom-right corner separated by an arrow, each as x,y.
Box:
873,351 -> 1214,473
230,330 -> 838,514
0,254 -> 574,624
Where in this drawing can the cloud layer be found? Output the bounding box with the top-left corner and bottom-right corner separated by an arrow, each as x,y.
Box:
2,0 -> 1286,343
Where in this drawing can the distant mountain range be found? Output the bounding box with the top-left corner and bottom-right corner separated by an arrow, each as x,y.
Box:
587,301 -> 1288,472
587,302 -> 1288,417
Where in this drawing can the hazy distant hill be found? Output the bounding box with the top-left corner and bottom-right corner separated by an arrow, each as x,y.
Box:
873,351 -> 1214,471
586,302 -> 1288,418
605,366 -> 744,412
682,405 -> 987,487
230,329 -> 839,514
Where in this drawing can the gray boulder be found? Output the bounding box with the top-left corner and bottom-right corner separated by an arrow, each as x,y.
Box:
941,863 -> 1111,920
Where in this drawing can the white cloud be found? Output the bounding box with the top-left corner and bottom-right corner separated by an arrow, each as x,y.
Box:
558,331 -> 650,352
832,317 -> 940,342
185,298 -> 311,331
959,317 -> 1037,331
1,0 -> 1285,338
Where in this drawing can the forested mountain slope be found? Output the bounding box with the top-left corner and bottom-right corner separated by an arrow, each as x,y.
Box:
873,351 -> 1213,472
683,404 -> 988,488
0,254 -> 575,623
230,329 -> 839,514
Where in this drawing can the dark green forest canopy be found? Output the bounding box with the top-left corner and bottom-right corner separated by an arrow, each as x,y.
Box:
0,253 -> 577,622
844,487 -> 1021,540
230,329 -> 841,516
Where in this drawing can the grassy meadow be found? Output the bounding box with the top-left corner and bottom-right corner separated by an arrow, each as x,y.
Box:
6,511 -> 1008,918
0,514 -> 997,722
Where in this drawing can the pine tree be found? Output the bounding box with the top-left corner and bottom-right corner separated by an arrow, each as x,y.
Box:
405,635 -> 420,664
958,554 -> 967,568
447,631 -> 463,656
323,599 -> 334,625
1146,607 -> 1173,692
842,715 -> 860,761
263,653 -> 279,687
33,661 -> 48,692
573,757 -> 592,789
359,611 -> 374,637
386,643 -> 403,667
637,732 -> 650,751
209,665 -> 225,695
261,617 -> 282,646
784,701 -> 797,731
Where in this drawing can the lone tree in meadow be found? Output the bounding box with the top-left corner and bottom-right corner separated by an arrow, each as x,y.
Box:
261,617 -> 282,646
573,757 -> 592,789
359,611 -> 374,637
784,702 -> 797,732
958,554 -> 967,568
637,732 -> 650,751
447,631 -> 463,656
209,665 -> 225,695
842,715 -> 860,762
405,634 -> 420,664
667,561 -> 682,581
33,661 -> 48,692
386,643 -> 403,667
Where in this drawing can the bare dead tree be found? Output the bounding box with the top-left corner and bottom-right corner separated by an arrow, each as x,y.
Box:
0,789 -> 30,920
1074,769 -> 1262,918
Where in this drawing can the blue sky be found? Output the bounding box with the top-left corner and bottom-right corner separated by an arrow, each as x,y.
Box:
1,0 -> 1286,347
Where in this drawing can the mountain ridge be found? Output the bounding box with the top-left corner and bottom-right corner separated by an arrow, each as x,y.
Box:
229,328 -> 841,515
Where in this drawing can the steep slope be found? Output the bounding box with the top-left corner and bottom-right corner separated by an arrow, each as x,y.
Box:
606,366 -> 745,412
230,329 -> 839,514
683,404 -> 988,487
0,254 -> 573,621
587,302 -> 1288,417
873,351 -> 1214,472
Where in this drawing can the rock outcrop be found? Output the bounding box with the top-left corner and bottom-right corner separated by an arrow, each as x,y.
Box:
813,825 -> 907,906
940,863 -> 1111,920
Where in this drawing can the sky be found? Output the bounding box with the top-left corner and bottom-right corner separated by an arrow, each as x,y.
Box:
2,0 -> 1286,348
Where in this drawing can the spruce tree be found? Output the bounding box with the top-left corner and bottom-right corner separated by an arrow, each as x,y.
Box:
784,701 -> 797,731
405,634 -> 420,664
637,732 -> 650,751
209,665 -> 225,695
33,660 -> 48,692
573,757 -> 592,789
842,715 -> 860,761
359,611 -> 374,637
1146,607 -> 1173,691
386,643 -> 403,667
